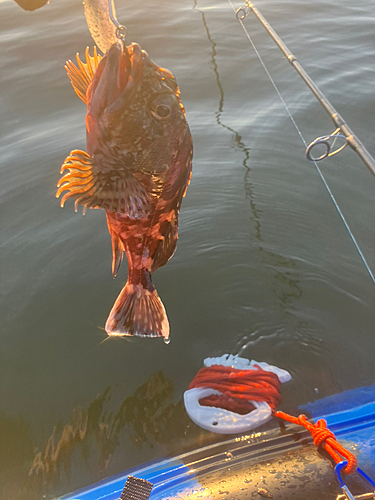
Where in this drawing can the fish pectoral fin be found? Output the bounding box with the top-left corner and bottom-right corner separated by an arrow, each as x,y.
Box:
57,149 -> 151,218
56,149 -> 95,212
111,233 -> 124,278
65,46 -> 102,103
151,210 -> 179,273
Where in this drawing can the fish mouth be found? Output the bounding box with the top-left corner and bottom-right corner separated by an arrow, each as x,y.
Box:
88,41 -> 145,117
104,42 -> 129,105
104,42 -> 145,114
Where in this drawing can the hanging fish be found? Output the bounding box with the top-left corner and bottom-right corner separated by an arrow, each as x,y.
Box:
56,41 -> 192,340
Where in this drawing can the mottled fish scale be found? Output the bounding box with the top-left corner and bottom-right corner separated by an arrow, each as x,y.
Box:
57,41 -> 192,339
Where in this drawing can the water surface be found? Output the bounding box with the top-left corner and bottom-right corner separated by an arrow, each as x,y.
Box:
1,0 -> 375,498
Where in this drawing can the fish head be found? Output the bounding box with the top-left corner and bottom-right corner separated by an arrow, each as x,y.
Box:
86,41 -> 190,172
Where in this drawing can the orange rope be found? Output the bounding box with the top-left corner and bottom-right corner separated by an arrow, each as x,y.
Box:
189,365 -> 282,411
189,364 -> 358,475
274,411 -> 357,475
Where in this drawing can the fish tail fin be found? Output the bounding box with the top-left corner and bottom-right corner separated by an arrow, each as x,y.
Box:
105,270 -> 169,339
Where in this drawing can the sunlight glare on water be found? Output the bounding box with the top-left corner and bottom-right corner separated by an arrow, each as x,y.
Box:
0,0 -> 374,498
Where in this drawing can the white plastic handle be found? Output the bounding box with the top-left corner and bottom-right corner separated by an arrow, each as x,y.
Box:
184,355 -> 291,434
184,387 -> 272,434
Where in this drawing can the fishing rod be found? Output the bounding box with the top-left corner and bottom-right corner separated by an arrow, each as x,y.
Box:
236,1 -> 375,177
229,0 -> 375,282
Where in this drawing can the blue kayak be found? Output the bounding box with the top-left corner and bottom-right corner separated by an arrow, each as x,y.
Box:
58,384 -> 375,500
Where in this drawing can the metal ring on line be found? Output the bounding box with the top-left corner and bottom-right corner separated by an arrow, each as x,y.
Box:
306,139 -> 331,162
306,132 -> 348,162
236,6 -> 250,20
116,25 -> 127,40
107,0 -> 127,41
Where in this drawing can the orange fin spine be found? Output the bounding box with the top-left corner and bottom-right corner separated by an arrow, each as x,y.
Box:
60,186 -> 95,208
57,177 -> 94,195
74,188 -> 97,212
57,171 -> 93,187
69,149 -> 91,158
56,150 -> 95,209
65,60 -> 89,103
65,47 -> 102,103
60,151 -> 92,174
57,150 -> 151,217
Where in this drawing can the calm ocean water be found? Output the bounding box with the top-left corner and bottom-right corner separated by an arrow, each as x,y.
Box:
0,0 -> 374,498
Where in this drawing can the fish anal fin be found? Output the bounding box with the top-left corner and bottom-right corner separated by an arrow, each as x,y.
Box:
151,210 -> 179,273
57,149 -> 151,218
65,46 -> 102,103
111,233 -> 124,278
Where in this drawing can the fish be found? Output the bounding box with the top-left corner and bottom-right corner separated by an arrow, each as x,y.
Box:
56,41 -> 192,340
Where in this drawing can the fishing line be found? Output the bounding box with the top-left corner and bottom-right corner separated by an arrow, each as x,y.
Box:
227,0 -> 375,284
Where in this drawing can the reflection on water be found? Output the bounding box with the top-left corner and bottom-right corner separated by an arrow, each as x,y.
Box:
258,249 -> 302,308
194,0 -> 250,163
194,0 -> 303,314
0,413 -> 33,492
193,2 -> 334,406
2,0 -> 375,498
23,371 -> 213,499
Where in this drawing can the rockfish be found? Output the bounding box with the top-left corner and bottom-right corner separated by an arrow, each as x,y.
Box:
56,42 -> 192,339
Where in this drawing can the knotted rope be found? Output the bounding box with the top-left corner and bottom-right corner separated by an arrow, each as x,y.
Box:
189,364 -> 357,474
274,411 -> 357,474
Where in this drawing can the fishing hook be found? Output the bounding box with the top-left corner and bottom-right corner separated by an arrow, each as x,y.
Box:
108,0 -> 127,41
306,128 -> 348,162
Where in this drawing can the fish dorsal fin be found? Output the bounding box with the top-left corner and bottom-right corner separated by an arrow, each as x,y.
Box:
65,47 -> 102,104
56,149 -> 151,218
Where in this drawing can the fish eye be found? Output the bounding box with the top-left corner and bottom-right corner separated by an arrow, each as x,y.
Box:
155,104 -> 171,118
150,93 -> 177,121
